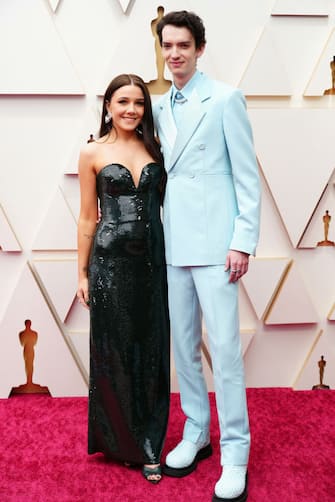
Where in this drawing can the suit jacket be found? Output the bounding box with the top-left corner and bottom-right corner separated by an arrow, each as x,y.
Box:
153,72 -> 261,266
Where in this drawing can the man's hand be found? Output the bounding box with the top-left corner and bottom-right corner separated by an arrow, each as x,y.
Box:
225,250 -> 249,283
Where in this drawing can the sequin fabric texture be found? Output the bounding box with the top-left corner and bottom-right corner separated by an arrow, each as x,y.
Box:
88,163 -> 170,465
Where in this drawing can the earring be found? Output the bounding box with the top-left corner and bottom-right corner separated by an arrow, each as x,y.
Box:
105,111 -> 112,124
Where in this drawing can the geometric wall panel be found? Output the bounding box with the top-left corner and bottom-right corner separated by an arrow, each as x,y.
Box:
67,330 -> 89,380
292,328 -> 322,389
0,264 -> 87,398
244,327 -> 319,388
64,105 -> 100,174
32,258 -> 78,323
265,263 -> 319,324
64,297 -> 90,332
255,163 -> 292,258
258,19 -> 331,98
242,258 -> 291,320
241,330 -> 255,357
32,187 -> 77,251
0,205 -> 21,252
249,108 -> 335,248
61,176 -> 81,223
117,0 -> 133,13
239,28 -> 292,96
328,304 -> 335,321
304,28 -> 335,96
239,284 -> 259,331
271,0 -> 329,17
0,0 -> 84,94
47,0 -> 62,12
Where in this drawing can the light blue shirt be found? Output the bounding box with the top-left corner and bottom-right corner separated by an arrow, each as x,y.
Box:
171,70 -> 202,128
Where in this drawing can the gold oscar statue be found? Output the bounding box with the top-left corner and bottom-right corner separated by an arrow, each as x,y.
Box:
317,210 -> 334,246
146,6 -> 171,94
10,320 -> 49,395
312,355 -> 330,390
324,56 -> 335,95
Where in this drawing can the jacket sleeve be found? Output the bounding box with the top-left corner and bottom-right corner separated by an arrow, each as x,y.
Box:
222,89 -> 261,256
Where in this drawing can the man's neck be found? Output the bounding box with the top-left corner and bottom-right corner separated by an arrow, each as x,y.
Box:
174,69 -> 197,90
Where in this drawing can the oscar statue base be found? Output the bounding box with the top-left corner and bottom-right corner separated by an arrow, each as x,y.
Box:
317,240 -> 335,247
10,382 -> 50,396
324,88 -> 335,95
312,384 -> 330,390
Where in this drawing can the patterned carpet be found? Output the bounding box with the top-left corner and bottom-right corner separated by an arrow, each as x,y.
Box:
0,389 -> 334,502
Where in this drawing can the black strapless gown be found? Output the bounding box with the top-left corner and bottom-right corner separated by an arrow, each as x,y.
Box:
87,162 -> 170,465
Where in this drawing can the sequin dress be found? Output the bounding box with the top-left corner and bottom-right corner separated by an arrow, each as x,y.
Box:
87,162 -> 170,465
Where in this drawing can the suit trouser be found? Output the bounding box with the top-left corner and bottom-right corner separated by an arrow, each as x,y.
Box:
167,264 -> 250,466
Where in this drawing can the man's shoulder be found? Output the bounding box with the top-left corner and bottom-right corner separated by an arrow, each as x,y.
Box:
212,78 -> 243,98
197,72 -> 244,102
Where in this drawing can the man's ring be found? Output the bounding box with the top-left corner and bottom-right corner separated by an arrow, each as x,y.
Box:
85,300 -> 90,305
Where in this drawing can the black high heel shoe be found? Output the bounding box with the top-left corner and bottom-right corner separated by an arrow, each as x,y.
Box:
142,464 -> 162,484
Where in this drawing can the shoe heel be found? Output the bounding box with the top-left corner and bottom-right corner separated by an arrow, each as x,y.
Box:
197,443 -> 213,460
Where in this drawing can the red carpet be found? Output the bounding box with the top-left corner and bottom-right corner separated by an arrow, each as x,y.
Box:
1,389 -> 335,502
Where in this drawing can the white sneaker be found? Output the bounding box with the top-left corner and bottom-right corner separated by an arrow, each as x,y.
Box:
163,439 -> 212,477
213,465 -> 248,501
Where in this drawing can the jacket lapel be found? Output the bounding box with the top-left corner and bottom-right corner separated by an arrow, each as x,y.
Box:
169,90 -> 204,169
156,74 -> 212,172
169,75 -> 212,170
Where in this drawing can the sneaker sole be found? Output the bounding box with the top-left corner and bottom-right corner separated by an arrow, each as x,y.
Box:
162,443 -> 213,478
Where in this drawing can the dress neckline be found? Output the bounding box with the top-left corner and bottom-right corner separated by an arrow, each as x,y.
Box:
96,162 -> 157,190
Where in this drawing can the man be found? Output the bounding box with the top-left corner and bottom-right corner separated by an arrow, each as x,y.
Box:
153,10 -> 261,502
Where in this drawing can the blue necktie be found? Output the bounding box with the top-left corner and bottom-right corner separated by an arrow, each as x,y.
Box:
174,91 -> 187,104
173,91 -> 187,127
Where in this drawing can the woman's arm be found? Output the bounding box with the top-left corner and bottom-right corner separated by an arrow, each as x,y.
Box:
77,146 -> 98,308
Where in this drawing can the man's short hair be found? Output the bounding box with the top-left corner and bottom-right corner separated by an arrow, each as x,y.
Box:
156,10 -> 206,49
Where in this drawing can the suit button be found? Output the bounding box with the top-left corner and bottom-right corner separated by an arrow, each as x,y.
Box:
199,144 -> 206,150
189,173 -> 195,178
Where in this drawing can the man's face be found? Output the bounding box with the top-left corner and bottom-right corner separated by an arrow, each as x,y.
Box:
161,25 -> 204,86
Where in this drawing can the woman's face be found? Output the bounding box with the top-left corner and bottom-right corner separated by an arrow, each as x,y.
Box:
106,84 -> 145,133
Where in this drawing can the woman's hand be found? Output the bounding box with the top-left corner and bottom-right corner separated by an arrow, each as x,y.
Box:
77,277 -> 90,309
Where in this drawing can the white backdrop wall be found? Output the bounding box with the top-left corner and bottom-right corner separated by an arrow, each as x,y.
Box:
1,0 -> 335,397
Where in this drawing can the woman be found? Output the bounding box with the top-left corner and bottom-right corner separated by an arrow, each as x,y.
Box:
77,74 -> 170,483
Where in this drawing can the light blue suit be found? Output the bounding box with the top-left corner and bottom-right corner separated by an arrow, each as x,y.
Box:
153,72 -> 261,466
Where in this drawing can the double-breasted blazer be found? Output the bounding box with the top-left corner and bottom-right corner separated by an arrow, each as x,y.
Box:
153,72 -> 261,266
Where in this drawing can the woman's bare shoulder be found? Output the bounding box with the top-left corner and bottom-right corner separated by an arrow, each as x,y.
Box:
79,139 -> 100,159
